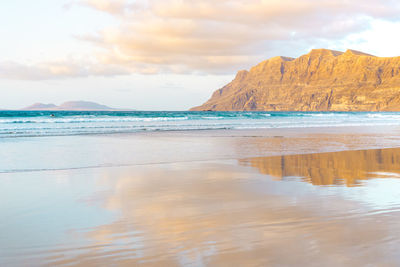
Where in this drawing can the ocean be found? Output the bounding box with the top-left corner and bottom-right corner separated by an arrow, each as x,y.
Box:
2,110 -> 400,138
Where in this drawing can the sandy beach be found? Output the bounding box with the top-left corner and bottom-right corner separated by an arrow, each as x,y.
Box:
2,126 -> 400,266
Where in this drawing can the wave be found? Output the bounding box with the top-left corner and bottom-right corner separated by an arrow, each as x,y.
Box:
2,122 -> 400,138
2,111 -> 400,138
0,117 -> 192,124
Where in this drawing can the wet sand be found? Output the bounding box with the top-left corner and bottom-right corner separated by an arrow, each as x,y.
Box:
2,126 -> 400,266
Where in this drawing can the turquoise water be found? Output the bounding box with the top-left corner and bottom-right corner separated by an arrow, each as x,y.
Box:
2,110 -> 400,137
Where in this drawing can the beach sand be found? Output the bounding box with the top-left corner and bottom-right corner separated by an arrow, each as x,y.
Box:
2,126 -> 400,266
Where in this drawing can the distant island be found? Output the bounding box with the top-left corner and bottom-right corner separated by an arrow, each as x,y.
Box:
191,49 -> 400,111
22,101 -> 123,111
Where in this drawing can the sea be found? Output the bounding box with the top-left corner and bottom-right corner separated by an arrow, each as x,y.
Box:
1,110 -> 400,138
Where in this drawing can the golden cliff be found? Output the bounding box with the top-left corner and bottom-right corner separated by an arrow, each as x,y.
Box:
191,49 -> 400,111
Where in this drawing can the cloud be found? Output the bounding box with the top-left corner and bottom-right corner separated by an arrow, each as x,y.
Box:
78,0 -> 129,14
76,0 -> 400,74
0,60 -> 129,80
3,0 -> 400,79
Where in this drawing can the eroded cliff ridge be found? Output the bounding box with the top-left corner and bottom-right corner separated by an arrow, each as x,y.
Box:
191,49 -> 400,111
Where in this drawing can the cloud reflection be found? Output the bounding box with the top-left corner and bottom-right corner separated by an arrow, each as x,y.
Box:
46,157 -> 400,266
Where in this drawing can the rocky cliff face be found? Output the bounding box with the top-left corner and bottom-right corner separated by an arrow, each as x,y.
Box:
191,49 -> 400,111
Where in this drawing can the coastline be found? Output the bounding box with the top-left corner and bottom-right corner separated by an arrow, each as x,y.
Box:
2,125 -> 400,174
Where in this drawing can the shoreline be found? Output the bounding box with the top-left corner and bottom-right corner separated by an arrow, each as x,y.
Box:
2,123 -> 400,137
3,145 -> 400,177
3,125 -> 400,174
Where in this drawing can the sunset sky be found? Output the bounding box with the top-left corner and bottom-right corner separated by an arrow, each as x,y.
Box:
2,0 -> 400,110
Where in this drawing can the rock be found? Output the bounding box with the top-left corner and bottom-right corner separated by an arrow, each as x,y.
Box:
191,49 -> 400,111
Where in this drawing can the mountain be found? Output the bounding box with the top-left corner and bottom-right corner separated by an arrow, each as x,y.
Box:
23,101 -> 118,111
57,101 -> 114,110
23,103 -> 58,110
191,49 -> 400,111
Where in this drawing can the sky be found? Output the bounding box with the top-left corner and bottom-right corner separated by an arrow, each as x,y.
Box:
1,0 -> 400,110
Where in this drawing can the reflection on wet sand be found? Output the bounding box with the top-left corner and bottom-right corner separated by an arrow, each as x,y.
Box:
4,129 -> 400,266
41,159 -> 400,266
241,147 -> 400,186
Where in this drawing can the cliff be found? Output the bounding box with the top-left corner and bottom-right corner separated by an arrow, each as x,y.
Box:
191,49 -> 400,111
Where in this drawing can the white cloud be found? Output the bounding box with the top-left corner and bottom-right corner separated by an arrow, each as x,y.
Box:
3,0 -> 400,80
0,60 -> 129,80
76,0 -> 400,74
77,0 -> 128,14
